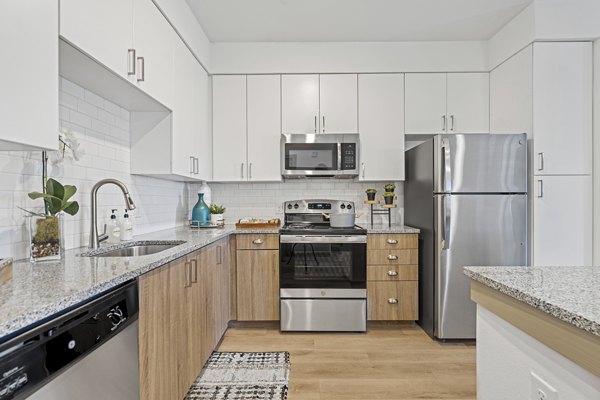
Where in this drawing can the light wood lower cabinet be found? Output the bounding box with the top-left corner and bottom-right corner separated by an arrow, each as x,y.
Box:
367,233 -> 419,321
139,238 -> 230,400
236,246 -> 279,321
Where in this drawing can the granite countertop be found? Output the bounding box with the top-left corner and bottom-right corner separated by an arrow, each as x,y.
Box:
364,223 -> 420,234
464,266 -> 600,337
0,226 -> 278,341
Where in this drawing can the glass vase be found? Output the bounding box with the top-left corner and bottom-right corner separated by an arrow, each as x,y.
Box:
192,193 -> 211,227
29,214 -> 64,263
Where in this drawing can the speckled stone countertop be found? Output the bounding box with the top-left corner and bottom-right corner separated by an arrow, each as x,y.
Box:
363,223 -> 420,234
464,266 -> 600,337
0,226 -> 278,341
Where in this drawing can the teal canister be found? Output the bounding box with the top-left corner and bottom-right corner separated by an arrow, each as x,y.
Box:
192,192 -> 210,226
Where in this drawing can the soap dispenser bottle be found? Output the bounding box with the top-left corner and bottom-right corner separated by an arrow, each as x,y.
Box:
120,209 -> 133,241
107,209 -> 120,243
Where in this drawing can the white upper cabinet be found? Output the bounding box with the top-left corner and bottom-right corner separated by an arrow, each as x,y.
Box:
533,175 -> 592,266
405,73 -> 489,135
319,74 -> 358,134
247,75 -> 282,181
1,0 -> 58,151
132,0 -> 176,109
282,75 -> 320,134
446,73 -> 489,133
533,42 -> 592,176
358,74 -> 405,181
60,0 -> 133,78
212,75 -> 247,182
490,45 -> 533,135
405,73 -> 447,134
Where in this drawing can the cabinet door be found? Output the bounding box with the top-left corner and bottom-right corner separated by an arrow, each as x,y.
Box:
236,250 -> 279,321
533,42 -> 592,175
216,239 -> 231,339
212,75 -> 247,181
358,74 -> 405,181
133,0 -> 176,108
60,0 -> 133,77
196,67 -> 213,181
139,257 -> 191,400
533,175 -> 592,266
319,74 -> 358,133
171,39 -> 201,179
247,75 -> 282,181
1,0 -> 58,151
281,75 -> 320,134
405,73 -> 447,135
446,73 -> 489,133
490,45 -> 533,135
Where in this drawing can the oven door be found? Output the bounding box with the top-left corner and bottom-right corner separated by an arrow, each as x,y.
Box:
279,235 -> 366,290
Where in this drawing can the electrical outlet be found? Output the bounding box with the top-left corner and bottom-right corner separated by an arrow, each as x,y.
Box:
531,372 -> 558,400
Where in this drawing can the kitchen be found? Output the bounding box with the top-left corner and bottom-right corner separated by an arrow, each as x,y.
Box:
0,0 -> 599,399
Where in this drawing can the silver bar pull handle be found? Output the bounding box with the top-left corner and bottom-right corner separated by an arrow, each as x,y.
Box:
127,49 -> 136,75
538,152 -> 544,171
241,163 -> 244,179
538,180 -> 544,198
217,246 -> 222,264
314,116 -> 317,133
442,115 -> 446,131
361,163 -> 365,178
184,261 -> 192,288
194,157 -> 199,174
386,239 -> 398,244
387,254 -> 398,261
387,270 -> 398,277
388,298 -> 398,304
190,156 -> 195,174
450,115 -> 455,131
441,138 -> 452,193
442,195 -> 451,250
249,163 -> 252,180
322,115 -> 325,133
190,259 -> 198,283
136,57 -> 145,82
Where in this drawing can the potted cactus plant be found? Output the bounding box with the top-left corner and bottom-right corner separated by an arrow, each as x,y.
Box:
20,178 -> 79,262
209,204 -> 226,226
383,192 -> 395,205
384,183 -> 396,193
365,188 -> 377,201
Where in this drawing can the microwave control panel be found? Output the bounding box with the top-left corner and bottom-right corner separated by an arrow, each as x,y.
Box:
341,143 -> 356,170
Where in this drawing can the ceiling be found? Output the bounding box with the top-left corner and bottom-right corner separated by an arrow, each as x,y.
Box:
186,0 -> 533,43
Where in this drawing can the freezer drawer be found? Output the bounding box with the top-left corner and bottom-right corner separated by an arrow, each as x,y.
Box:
280,299 -> 366,332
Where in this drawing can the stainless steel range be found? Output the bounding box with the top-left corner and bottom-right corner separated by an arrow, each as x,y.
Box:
279,200 -> 367,332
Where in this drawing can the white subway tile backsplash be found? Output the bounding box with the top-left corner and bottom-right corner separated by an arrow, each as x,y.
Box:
0,78 -> 189,261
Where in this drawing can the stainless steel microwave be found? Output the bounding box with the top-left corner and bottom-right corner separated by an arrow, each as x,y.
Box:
281,134 -> 359,178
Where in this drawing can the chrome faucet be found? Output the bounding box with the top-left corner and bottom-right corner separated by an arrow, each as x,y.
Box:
90,179 -> 136,249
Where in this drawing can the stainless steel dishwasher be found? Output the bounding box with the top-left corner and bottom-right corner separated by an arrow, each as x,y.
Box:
0,280 -> 139,400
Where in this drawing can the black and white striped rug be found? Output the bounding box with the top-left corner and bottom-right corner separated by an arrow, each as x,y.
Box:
185,352 -> 290,400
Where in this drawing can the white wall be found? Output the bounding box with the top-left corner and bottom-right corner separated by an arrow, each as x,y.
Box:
0,78 -> 189,260
477,306 -> 600,400
190,181 -> 404,227
153,0 -> 211,71
535,0 -> 600,40
211,41 -> 489,74
488,3 -> 535,70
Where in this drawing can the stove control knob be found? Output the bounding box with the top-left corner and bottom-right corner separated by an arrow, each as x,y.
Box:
340,204 -> 345,209
347,204 -> 352,210
294,203 -> 299,209
287,204 -> 292,210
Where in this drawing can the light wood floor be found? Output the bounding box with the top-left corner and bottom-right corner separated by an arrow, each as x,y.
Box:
217,322 -> 476,400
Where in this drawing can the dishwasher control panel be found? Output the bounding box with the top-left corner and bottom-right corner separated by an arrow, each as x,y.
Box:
0,280 -> 138,400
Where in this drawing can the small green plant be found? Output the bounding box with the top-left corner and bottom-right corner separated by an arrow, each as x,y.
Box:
22,178 -> 79,217
384,183 -> 396,192
383,192 -> 395,197
209,204 -> 226,214
365,189 -> 377,194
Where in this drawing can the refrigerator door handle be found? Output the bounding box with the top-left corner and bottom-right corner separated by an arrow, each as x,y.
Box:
441,139 -> 452,193
442,195 -> 451,250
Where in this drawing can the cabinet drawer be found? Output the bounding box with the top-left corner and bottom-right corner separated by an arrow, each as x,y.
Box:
367,281 -> 418,321
367,265 -> 418,281
367,249 -> 418,265
236,234 -> 279,250
368,234 -> 418,250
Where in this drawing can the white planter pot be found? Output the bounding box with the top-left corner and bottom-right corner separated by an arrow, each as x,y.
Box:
211,214 -> 224,226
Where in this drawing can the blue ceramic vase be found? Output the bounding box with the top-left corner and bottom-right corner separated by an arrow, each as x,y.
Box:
192,193 -> 210,226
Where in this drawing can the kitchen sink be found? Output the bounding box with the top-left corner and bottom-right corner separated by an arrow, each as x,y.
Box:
82,241 -> 185,257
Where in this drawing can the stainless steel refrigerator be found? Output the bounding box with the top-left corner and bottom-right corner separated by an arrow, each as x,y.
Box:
405,134 -> 528,340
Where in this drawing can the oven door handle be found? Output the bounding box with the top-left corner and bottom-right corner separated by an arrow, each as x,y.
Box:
280,235 -> 367,244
